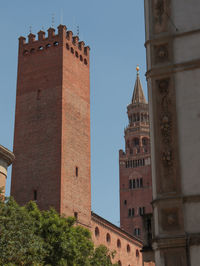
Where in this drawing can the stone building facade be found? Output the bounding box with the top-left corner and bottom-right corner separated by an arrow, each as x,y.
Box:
10,25 -> 153,265
144,0 -> 200,265
119,68 -> 152,240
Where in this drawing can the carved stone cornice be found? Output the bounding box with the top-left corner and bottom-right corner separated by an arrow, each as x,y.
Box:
0,145 -> 15,166
145,28 -> 200,47
183,194 -> 200,203
187,233 -> 200,246
152,235 -> 186,250
152,194 -> 200,206
146,58 -> 200,79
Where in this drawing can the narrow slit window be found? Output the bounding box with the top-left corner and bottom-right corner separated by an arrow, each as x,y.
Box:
140,178 -> 143,187
74,212 -> 78,220
129,179 -> 132,189
34,190 -> 37,201
76,167 -> 78,177
37,89 -> 41,100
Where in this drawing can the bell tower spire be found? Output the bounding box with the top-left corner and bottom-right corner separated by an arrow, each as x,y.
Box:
132,66 -> 147,104
119,66 -> 152,240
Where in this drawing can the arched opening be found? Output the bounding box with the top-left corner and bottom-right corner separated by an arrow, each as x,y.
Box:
133,138 -> 139,147
106,233 -> 111,243
117,239 -> 121,248
95,227 -> 99,237
136,249 -> 140,257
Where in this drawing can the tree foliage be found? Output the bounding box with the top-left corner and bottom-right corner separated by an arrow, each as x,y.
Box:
0,196 -> 117,266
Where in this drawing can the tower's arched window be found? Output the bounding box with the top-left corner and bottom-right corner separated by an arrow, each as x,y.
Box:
134,228 -> 141,236
141,113 -> 144,121
126,140 -> 130,148
118,261 -> 122,266
137,113 -> 140,121
133,138 -> 139,146
142,138 -> 148,146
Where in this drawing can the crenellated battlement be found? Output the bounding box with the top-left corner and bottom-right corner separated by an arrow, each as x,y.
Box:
19,24 -> 90,65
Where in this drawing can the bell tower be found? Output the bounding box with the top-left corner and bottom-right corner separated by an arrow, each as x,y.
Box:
11,25 -> 91,227
119,67 -> 152,239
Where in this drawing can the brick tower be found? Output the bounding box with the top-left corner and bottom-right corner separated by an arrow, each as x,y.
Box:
119,67 -> 152,239
11,25 -> 91,227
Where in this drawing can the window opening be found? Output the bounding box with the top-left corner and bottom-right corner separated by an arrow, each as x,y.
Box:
34,190 -> 37,201
140,178 -> 143,187
74,212 -> 78,220
37,89 -> 41,100
76,167 -> 78,177
117,239 -> 121,248
106,233 -> 111,243
95,227 -> 99,237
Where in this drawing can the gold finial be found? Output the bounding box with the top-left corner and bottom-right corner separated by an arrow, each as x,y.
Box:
136,65 -> 140,73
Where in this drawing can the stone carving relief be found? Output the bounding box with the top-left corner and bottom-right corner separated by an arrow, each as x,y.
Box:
155,76 -> 179,192
154,43 -> 169,64
153,0 -> 170,34
155,0 -> 165,25
161,208 -> 179,231
160,113 -> 171,143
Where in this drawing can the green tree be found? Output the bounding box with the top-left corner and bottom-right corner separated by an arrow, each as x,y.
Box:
0,198 -> 45,266
0,197 -> 117,266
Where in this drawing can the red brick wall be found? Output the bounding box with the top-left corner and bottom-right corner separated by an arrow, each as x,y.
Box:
120,130 -> 153,240
91,213 -> 143,266
11,26 -> 91,227
61,28 -> 91,227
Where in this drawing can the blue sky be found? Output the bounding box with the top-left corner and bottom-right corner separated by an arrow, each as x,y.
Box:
0,0 -> 147,226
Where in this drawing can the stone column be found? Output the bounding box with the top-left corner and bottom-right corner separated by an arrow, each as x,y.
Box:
0,145 -> 14,196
